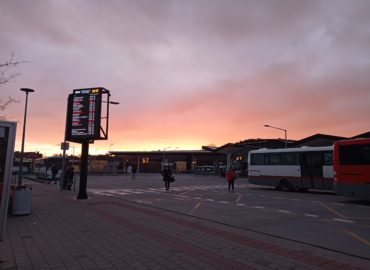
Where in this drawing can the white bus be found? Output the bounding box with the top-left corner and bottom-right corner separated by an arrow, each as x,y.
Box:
248,146 -> 334,191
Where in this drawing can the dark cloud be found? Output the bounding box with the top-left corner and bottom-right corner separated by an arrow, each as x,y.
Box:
1,0 -> 369,152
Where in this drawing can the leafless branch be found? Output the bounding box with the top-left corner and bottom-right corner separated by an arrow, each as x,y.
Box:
0,52 -> 29,85
0,97 -> 18,111
0,52 -> 29,68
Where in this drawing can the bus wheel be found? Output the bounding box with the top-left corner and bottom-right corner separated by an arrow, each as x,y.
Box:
279,179 -> 293,192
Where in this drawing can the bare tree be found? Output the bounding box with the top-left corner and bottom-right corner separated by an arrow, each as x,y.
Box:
0,97 -> 18,111
0,53 -> 28,118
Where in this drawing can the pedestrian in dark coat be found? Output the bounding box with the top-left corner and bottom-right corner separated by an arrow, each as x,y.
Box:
66,166 -> 74,190
162,167 -> 172,191
51,164 -> 58,184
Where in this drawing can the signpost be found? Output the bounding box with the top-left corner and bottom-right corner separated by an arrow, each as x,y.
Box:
65,87 -> 111,199
60,142 -> 69,151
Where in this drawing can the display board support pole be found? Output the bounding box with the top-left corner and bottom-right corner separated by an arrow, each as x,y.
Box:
77,141 -> 89,200
60,97 -> 69,190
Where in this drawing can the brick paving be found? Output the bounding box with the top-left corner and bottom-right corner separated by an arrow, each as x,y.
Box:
1,179 -> 370,270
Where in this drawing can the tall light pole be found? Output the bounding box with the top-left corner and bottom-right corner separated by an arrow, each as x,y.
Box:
163,146 -> 171,169
264,124 -> 288,148
18,88 -> 35,186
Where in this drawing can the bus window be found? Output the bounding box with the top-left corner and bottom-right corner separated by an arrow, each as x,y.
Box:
251,153 -> 265,165
268,153 -> 281,165
310,153 -> 323,166
324,152 -> 333,165
282,152 -> 299,165
339,144 -> 370,165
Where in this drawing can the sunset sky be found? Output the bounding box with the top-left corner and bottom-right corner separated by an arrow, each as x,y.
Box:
1,0 -> 370,156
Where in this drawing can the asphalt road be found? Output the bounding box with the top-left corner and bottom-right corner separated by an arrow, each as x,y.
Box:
84,173 -> 370,260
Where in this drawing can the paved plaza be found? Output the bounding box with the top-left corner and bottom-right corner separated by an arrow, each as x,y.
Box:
1,175 -> 370,270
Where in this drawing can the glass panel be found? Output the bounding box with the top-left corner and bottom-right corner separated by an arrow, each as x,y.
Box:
282,152 -> 299,165
251,153 -> 265,165
340,144 -> 370,165
268,153 -> 281,165
324,152 -> 333,165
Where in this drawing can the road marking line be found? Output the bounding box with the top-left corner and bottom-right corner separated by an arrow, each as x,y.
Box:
345,230 -> 370,247
357,205 -> 370,209
273,197 -> 283,200
193,197 -> 201,200
236,203 -> 246,206
333,218 -> 354,223
115,192 -> 129,195
188,202 -> 202,215
331,202 -> 345,206
99,193 -> 114,197
251,206 -> 265,209
236,194 -> 242,203
219,201 -> 230,204
278,210 -> 291,214
135,200 -> 152,204
304,214 -> 319,218
179,190 -> 193,195
258,195 -> 266,198
318,202 -> 346,219
204,199 -> 214,202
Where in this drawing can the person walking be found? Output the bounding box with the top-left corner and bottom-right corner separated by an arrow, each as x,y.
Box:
51,164 -> 58,184
220,167 -> 225,178
162,167 -> 172,191
226,167 -> 236,192
131,166 -> 136,180
66,166 -> 75,190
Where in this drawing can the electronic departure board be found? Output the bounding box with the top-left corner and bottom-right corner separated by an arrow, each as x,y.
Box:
66,87 -> 108,142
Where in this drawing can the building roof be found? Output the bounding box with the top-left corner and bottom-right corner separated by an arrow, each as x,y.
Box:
291,133 -> 347,147
351,131 -> 370,139
213,138 -> 295,154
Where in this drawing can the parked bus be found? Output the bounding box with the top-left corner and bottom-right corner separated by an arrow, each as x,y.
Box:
248,146 -> 333,191
333,138 -> 370,200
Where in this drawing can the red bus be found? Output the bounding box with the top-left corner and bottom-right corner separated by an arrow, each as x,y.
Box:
333,138 -> 370,200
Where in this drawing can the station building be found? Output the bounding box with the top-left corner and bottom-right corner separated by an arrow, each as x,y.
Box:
18,131 -> 370,176
108,150 -> 226,174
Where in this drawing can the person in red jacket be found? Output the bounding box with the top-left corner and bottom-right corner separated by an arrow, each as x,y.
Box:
226,167 -> 237,192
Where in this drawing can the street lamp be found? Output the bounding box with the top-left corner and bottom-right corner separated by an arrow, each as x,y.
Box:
70,145 -> 75,156
264,124 -> 288,148
163,147 -> 171,169
18,88 -> 35,186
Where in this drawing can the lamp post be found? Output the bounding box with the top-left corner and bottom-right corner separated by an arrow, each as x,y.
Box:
163,147 -> 171,169
18,88 -> 35,186
70,145 -> 75,156
264,124 -> 288,148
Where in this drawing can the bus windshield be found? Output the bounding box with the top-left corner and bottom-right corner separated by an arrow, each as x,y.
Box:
339,144 -> 370,165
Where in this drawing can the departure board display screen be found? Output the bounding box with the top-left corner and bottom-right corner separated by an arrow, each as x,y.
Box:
66,88 -> 103,142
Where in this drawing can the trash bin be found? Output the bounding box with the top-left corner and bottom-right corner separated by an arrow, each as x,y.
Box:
11,185 -> 32,215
